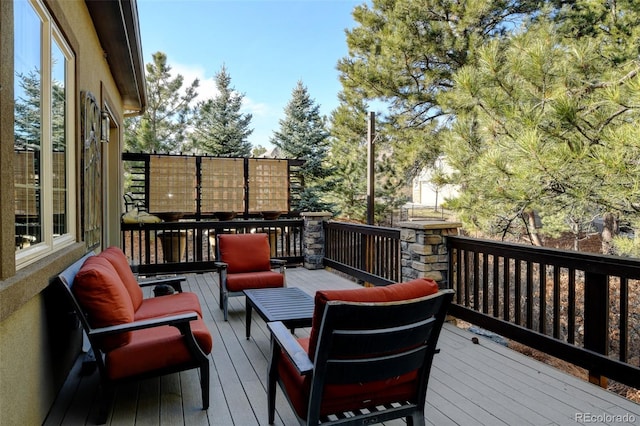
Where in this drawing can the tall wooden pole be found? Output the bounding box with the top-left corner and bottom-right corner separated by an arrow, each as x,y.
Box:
367,111 -> 375,225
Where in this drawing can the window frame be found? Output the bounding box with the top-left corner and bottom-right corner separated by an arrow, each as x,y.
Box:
14,0 -> 76,268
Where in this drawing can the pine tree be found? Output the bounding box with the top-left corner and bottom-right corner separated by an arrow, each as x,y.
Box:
271,81 -> 332,212
337,0 -> 540,180
189,65 -> 253,157
440,3 -> 640,252
325,92 -> 368,221
124,52 -> 199,153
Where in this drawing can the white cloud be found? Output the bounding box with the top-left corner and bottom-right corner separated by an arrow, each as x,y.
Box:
168,61 -> 279,149
170,62 -> 219,101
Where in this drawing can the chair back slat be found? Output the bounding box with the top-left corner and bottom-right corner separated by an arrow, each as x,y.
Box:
324,345 -> 429,384
325,314 -> 437,358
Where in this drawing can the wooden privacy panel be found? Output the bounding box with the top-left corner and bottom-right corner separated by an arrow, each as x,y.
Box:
200,157 -> 244,213
248,159 -> 288,212
149,155 -> 196,213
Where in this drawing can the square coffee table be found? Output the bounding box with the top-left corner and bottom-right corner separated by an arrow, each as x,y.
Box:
243,287 -> 315,340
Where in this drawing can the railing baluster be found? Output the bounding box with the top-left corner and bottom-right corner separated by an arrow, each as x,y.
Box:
515,259 -> 522,326
526,261 -> 533,329
619,277 -> 628,363
539,263 -> 547,335
567,269 -> 576,344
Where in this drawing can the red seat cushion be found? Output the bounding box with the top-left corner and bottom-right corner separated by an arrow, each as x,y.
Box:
73,256 -> 135,350
278,278 -> 440,419
99,246 -> 144,310
134,292 -> 203,320
218,233 -> 272,273
105,316 -> 212,380
225,271 -> 284,292
278,339 -> 418,419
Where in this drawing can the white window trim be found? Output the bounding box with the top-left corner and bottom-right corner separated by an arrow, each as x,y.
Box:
16,0 -> 76,268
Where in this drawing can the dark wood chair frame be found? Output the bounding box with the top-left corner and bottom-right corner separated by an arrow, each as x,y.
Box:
54,252 -> 210,424
213,234 -> 286,321
267,289 -> 455,426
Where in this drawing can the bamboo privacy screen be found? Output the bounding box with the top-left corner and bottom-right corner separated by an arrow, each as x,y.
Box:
248,159 -> 288,212
200,157 -> 244,213
123,153 -> 302,216
149,155 -> 196,213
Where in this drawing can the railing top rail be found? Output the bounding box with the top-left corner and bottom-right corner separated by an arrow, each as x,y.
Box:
122,151 -> 306,165
448,235 -> 640,278
325,220 -> 400,238
121,218 -> 304,231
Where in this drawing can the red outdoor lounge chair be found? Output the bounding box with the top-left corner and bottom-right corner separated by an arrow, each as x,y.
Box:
55,248 -> 212,424
267,278 -> 454,425
215,233 -> 286,321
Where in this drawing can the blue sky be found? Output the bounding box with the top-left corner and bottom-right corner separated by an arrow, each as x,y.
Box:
137,0 -> 363,150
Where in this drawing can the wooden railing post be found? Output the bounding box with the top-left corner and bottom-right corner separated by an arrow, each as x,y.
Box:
584,271 -> 609,388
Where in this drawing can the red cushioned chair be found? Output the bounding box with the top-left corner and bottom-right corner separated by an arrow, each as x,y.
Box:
267,279 -> 454,426
55,251 -> 212,424
214,233 -> 286,321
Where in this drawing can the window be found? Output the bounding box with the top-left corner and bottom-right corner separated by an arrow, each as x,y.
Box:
14,0 -> 76,267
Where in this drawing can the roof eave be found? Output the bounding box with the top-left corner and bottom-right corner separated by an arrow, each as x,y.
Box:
85,0 -> 147,115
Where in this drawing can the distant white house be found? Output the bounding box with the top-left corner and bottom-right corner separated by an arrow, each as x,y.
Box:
411,156 -> 458,208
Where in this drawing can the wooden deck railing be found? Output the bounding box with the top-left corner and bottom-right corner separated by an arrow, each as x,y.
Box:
323,221 -> 401,286
447,235 -> 640,389
121,219 -> 304,275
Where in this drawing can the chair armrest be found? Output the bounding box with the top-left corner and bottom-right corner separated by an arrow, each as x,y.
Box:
213,261 -> 228,270
267,321 -> 313,375
138,276 -> 186,293
88,312 -> 199,338
270,259 -> 286,274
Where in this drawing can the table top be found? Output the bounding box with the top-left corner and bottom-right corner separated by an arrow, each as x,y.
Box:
244,287 -> 315,324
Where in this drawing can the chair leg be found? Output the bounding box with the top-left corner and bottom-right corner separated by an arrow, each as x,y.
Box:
267,343 -> 279,424
200,361 -> 210,410
223,292 -> 229,321
219,284 -> 224,309
407,412 -> 425,426
96,382 -> 115,425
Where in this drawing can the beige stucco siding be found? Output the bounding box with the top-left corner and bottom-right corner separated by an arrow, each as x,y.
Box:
0,0 -> 129,423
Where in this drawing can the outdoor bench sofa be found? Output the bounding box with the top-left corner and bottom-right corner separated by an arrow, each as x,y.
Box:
55,246 -> 212,424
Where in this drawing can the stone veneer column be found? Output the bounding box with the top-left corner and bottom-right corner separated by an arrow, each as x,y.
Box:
399,220 -> 462,287
301,212 -> 332,270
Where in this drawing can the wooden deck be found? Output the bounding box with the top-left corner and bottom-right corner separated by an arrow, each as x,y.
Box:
45,267 -> 640,425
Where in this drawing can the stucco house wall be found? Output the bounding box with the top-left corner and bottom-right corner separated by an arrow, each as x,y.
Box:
0,1 -> 144,424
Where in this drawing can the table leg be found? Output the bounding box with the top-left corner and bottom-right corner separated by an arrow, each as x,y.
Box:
246,300 -> 253,340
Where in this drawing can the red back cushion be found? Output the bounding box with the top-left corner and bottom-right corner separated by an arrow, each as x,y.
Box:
218,233 -> 272,273
308,278 -> 439,358
99,246 -> 143,311
73,256 -> 135,350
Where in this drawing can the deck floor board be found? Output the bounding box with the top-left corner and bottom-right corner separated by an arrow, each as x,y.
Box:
46,267 -> 640,425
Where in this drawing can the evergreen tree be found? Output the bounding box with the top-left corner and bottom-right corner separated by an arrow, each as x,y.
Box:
337,0 -> 540,180
440,2 -> 640,252
189,65 -> 253,157
271,81 -> 332,212
325,92 -> 368,221
124,52 -> 199,153
251,145 -> 268,157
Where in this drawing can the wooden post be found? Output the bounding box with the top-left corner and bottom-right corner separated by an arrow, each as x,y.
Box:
367,112 -> 375,226
584,271 -> 609,387
366,112 -> 376,282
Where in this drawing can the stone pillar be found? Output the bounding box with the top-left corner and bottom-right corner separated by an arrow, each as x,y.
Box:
399,220 -> 462,287
301,212 -> 332,270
